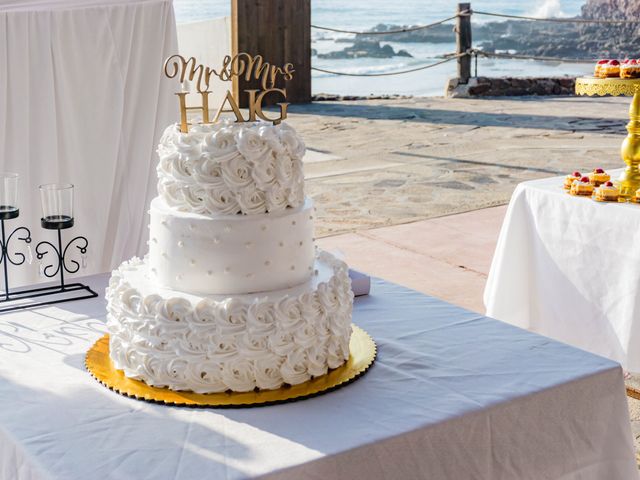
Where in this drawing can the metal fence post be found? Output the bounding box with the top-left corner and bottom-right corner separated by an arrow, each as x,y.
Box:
456,3 -> 472,84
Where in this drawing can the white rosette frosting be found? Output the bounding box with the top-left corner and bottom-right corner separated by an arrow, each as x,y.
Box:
156,120 -> 306,215
107,117 -> 354,395
106,251 -> 353,393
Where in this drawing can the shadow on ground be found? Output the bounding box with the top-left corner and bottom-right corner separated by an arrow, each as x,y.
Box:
290,99 -> 626,133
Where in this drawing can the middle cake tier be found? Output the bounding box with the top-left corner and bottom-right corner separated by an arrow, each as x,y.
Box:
149,196 -> 316,295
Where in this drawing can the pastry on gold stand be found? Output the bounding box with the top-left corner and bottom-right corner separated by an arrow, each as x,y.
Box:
621,60 -> 640,79
575,77 -> 640,197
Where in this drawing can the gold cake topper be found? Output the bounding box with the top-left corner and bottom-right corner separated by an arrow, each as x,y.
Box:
163,53 -> 295,133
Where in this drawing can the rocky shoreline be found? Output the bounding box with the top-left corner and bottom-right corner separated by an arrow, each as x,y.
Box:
314,0 -> 639,61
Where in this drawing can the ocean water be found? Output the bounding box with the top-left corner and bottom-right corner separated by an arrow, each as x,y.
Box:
173,0 -> 592,96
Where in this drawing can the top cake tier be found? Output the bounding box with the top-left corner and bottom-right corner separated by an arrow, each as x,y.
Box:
157,120 -> 306,216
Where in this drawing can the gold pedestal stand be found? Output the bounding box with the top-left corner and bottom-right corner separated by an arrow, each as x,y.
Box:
575,77 -> 640,197
86,324 -> 376,407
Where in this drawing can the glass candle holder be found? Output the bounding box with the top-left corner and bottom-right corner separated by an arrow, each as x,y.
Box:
0,173 -> 19,220
39,183 -> 74,229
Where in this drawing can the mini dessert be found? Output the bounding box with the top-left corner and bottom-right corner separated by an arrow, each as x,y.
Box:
594,181 -> 619,202
633,188 -> 640,203
564,171 -> 582,189
570,176 -> 595,196
594,59 -> 610,78
589,167 -> 610,186
601,59 -> 621,78
621,59 -> 640,79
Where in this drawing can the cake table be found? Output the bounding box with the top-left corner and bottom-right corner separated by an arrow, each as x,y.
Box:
0,273 -> 635,479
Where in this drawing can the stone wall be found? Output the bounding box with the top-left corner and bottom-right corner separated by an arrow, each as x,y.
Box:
446,77 -> 576,98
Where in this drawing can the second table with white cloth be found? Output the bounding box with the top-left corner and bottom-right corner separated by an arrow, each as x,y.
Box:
485,168 -> 640,371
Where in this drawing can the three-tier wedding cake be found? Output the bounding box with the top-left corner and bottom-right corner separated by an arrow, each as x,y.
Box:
105,119 -> 354,393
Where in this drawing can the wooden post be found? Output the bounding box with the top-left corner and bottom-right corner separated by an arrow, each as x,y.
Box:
456,3 -> 472,84
231,0 -> 311,107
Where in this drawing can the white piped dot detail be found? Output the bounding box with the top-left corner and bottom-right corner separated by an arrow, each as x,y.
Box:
190,259 -> 196,266
245,242 -> 253,249
151,237 -> 158,243
224,225 -> 232,233
177,241 -> 184,248
213,236 -> 220,244
176,274 -> 182,281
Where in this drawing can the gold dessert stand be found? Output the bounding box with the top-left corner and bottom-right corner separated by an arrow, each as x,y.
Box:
575,77 -> 640,197
86,324 -> 376,407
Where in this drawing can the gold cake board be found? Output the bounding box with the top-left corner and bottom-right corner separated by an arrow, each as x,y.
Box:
85,324 -> 376,407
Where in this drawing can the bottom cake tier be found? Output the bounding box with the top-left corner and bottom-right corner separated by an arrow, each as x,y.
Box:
105,251 -> 354,393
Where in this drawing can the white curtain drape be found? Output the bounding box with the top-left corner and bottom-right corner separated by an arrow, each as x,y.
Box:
0,0 -> 178,287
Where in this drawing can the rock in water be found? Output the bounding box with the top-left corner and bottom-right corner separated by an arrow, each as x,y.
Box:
317,39 -> 414,59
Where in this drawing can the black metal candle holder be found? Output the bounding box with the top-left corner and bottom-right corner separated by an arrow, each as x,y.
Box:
0,213 -> 97,313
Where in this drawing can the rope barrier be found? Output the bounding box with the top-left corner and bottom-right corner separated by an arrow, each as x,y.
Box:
312,48 -> 599,77
309,8 -> 634,78
472,49 -> 595,64
472,10 -> 640,24
311,9 -> 638,38
310,14 -> 459,36
311,53 -> 464,77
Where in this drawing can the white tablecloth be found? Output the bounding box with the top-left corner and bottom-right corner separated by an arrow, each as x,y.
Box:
0,0 -> 177,286
0,274 -> 635,479
484,169 -> 640,372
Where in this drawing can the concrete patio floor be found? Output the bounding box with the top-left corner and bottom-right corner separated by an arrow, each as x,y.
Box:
317,205 -> 506,313
289,95 -> 629,237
